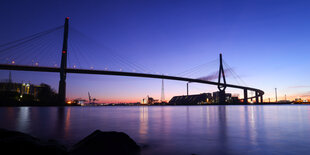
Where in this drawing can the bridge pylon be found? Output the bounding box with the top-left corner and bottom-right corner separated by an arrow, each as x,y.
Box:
58,17 -> 69,105
217,53 -> 226,104
243,89 -> 248,103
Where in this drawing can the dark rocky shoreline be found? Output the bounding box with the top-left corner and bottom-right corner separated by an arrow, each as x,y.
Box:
0,128 -> 140,155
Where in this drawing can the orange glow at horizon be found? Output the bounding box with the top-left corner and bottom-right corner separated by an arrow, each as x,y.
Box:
66,92 -> 310,103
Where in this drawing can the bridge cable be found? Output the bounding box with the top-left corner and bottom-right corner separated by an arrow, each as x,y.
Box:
0,26 -> 63,54
1,31 -> 51,65
69,26 -> 154,73
1,27 -> 63,66
223,60 -> 247,86
0,31 -> 49,61
68,39 -> 82,68
0,25 -> 62,48
176,58 -> 218,77
176,58 -> 217,76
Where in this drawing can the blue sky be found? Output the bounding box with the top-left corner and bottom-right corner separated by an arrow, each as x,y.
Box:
0,0 -> 310,102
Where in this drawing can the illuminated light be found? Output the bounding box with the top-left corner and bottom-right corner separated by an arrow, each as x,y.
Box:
62,51 -> 66,54
67,101 -> 72,104
35,62 -> 39,66
54,64 -> 57,67
90,66 -> 94,69
66,17 -> 69,20
73,65 -> 76,68
20,95 -> 23,98
11,61 -> 15,64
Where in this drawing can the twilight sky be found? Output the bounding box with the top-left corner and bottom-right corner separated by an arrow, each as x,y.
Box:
0,0 -> 310,102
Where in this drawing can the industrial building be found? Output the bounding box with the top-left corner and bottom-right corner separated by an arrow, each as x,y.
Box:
168,93 -> 212,105
141,95 -> 158,105
0,73 -> 58,105
213,91 -> 232,103
169,92 -> 240,105
0,81 -> 40,98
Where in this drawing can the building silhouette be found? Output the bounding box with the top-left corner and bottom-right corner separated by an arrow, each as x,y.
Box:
169,92 -> 240,105
0,73 -> 58,105
169,93 -> 213,105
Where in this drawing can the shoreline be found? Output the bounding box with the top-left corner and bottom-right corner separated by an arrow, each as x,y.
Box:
2,102 -> 310,107
0,128 -> 141,155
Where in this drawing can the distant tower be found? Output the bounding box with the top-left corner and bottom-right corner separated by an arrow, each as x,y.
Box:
7,71 -> 12,91
275,88 -> 277,103
88,92 -> 91,103
161,79 -> 165,102
217,53 -> 227,103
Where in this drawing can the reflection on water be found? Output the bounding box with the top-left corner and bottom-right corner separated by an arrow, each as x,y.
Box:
0,105 -> 310,154
139,106 -> 148,143
16,107 -> 30,132
64,108 -> 71,137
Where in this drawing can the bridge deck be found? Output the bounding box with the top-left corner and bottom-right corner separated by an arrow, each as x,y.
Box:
0,64 -> 264,96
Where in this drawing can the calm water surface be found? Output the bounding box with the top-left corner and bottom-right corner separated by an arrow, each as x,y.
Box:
0,105 -> 310,155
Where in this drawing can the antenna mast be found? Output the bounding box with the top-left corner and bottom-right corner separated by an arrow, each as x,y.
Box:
161,79 -> 165,102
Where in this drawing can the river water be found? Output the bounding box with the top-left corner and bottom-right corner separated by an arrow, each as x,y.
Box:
0,105 -> 309,155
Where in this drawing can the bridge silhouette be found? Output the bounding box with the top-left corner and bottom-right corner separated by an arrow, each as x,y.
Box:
0,18 -> 264,105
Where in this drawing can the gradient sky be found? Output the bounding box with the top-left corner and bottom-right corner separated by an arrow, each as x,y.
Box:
0,0 -> 310,102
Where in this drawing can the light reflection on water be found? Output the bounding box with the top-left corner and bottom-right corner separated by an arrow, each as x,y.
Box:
0,105 -> 310,155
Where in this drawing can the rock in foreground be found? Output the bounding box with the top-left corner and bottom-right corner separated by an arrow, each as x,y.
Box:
0,128 -> 67,155
70,130 -> 140,155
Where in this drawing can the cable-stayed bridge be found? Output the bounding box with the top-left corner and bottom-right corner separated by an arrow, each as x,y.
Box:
0,18 -> 264,105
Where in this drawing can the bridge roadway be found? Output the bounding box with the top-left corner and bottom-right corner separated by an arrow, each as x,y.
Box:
0,64 -> 264,100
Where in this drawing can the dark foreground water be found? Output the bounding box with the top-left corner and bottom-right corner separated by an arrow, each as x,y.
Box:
0,105 -> 310,155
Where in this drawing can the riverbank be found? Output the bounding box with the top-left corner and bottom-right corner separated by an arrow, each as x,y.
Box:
0,128 -> 140,155
0,102 -> 296,107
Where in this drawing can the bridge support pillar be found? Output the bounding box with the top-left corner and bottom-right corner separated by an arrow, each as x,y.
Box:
260,95 -> 263,103
218,90 -> 226,104
243,89 -> 248,104
58,80 -> 66,105
255,91 -> 259,103
187,82 -> 189,96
